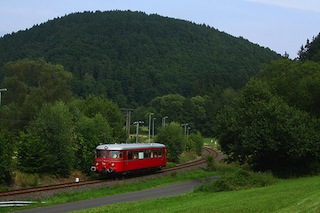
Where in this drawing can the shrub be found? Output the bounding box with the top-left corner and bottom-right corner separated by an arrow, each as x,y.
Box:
205,154 -> 215,171
195,168 -> 276,192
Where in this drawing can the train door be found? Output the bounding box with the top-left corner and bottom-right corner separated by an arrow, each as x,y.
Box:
124,150 -> 133,172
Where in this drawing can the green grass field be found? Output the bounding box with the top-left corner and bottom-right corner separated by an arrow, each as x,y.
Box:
76,175 -> 320,213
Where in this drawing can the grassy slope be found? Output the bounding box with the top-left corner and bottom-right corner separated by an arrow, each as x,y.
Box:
76,175 -> 320,213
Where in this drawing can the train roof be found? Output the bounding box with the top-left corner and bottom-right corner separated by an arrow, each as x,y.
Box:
96,143 -> 165,151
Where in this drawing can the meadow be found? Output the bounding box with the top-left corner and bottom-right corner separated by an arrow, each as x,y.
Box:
75,174 -> 320,213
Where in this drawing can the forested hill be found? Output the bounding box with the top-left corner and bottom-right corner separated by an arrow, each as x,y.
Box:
0,10 -> 281,106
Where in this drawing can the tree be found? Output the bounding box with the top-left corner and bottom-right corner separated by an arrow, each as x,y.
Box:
298,33 -> 320,62
215,79 -> 320,177
0,59 -> 73,131
71,95 -> 127,143
188,132 -> 204,156
18,133 -> 47,173
19,102 -> 74,177
257,60 -> 320,117
149,94 -> 185,123
155,122 -> 186,162
0,130 -> 14,184
74,113 -> 113,173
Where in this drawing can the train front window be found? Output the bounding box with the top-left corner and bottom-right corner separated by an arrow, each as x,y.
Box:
96,150 -> 103,158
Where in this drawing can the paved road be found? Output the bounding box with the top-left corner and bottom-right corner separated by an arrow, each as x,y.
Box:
14,179 -> 208,213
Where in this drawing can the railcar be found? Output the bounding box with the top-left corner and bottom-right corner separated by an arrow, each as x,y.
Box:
91,143 -> 166,174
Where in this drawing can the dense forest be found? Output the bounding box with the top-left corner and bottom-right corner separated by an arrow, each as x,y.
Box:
0,10 -> 281,107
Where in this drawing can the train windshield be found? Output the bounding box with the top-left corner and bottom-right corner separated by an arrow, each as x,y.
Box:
96,150 -> 103,158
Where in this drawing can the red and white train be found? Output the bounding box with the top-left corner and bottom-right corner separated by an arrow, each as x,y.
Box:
91,143 -> 166,174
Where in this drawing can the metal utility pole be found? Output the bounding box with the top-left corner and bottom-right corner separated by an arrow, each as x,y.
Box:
133,121 -> 144,143
152,117 -> 156,138
0,88 -> 7,106
181,123 -> 189,136
148,113 -> 154,143
162,116 -> 168,127
121,108 -> 135,140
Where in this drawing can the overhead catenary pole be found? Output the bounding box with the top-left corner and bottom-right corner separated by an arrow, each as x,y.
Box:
133,121 -> 144,143
152,117 -> 156,138
121,108 -> 135,141
148,113 -> 154,143
162,116 -> 168,127
0,88 -> 7,106
181,123 -> 189,136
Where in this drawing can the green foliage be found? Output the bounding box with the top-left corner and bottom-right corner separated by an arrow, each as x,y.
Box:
144,93 -> 226,137
18,133 -> 47,173
205,154 -> 215,171
19,102 -> 74,177
149,94 -> 186,122
179,151 -> 198,164
215,75 -> 320,177
16,95 -> 126,175
187,132 -> 204,156
0,59 -> 73,131
155,122 -> 186,162
195,169 -> 276,192
298,33 -> 320,62
73,113 -> 113,173
0,130 -> 14,184
71,95 -> 127,142
257,60 -> 320,117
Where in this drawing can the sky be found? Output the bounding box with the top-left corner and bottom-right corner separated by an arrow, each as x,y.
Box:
0,0 -> 320,59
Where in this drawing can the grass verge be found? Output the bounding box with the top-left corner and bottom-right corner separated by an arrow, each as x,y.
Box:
74,175 -> 320,213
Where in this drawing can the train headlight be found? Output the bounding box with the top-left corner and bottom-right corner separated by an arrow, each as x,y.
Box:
95,163 -> 99,166
111,163 -> 115,167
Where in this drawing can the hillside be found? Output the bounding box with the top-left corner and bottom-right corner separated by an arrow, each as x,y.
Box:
0,10 -> 281,106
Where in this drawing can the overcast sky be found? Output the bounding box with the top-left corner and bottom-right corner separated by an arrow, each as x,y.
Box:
1,0 -> 320,58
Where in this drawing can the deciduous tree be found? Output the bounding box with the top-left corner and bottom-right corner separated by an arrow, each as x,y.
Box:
155,122 -> 186,162
19,102 -> 74,177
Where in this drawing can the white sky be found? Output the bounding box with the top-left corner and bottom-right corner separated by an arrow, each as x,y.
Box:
1,0 -> 320,58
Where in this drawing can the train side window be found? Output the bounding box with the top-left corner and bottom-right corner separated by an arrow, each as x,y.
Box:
128,151 -> 133,160
134,151 -> 138,159
119,151 -> 123,158
158,150 -> 162,157
144,150 -> 149,158
150,151 -> 154,158
139,151 -> 144,159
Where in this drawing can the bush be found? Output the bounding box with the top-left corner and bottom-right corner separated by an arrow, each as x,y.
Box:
0,130 -> 14,185
205,154 -> 215,171
195,168 -> 276,192
179,151 -> 197,164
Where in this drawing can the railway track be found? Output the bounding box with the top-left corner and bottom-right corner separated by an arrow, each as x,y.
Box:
0,147 -> 219,200
0,179 -> 105,198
